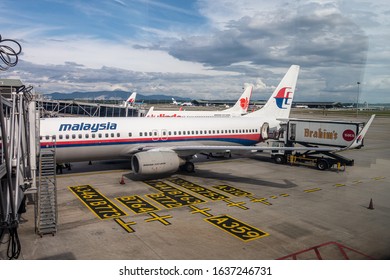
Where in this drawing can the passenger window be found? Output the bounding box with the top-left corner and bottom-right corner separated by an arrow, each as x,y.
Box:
66,135 -> 69,139
98,134 -> 102,138
168,131 -> 172,135
140,132 -> 143,136
128,132 -> 132,137
45,136 -> 50,140
105,133 -> 109,138
149,132 -> 152,136
85,134 -> 89,139
59,135 -> 63,140
72,134 -> 76,139
111,133 -> 114,137
78,134 -> 82,139
92,134 -> 96,138
178,131 -> 181,135
117,133 -> 120,137
154,132 -> 157,136
174,131 -> 177,135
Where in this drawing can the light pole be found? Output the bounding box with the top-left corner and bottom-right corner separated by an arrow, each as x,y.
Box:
356,82 -> 360,117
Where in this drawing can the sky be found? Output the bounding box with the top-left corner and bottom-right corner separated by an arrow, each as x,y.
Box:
1,0 -> 389,103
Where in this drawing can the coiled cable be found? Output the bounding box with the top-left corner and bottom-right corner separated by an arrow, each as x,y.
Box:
0,35 -> 22,71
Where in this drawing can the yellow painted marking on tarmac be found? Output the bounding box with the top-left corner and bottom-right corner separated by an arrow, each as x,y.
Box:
279,193 -> 290,197
114,218 -> 136,233
352,180 -> 363,184
188,205 -> 213,217
145,212 -> 173,226
248,196 -> 272,206
334,183 -> 346,187
213,185 -> 252,197
68,185 -> 127,220
167,177 -> 229,201
270,195 -> 278,199
58,169 -> 128,178
303,188 -> 322,193
372,176 -> 385,181
223,199 -> 249,210
116,195 -> 160,214
205,214 -> 269,242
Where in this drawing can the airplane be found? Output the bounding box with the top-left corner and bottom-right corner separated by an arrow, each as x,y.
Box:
122,92 -> 137,107
172,98 -> 192,106
39,65 -> 374,176
145,86 -> 253,117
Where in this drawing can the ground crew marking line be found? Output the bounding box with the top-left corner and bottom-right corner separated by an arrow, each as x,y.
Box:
303,188 -> 322,193
69,185 -> 127,220
114,218 -> 136,233
247,196 -> 272,206
145,212 -> 173,226
167,177 -> 229,201
116,195 -> 160,214
372,176 -> 385,181
222,199 -> 249,210
205,214 -> 269,242
334,183 -> 346,187
188,205 -> 213,217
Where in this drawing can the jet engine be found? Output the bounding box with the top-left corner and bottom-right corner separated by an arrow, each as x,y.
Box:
131,150 -> 183,175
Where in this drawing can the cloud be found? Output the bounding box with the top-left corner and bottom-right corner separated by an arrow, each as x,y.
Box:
1,0 -> 389,103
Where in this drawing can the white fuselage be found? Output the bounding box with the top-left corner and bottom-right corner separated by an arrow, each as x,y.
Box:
40,116 -> 279,163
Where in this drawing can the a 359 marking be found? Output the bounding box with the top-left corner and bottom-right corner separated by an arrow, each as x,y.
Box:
205,214 -> 269,242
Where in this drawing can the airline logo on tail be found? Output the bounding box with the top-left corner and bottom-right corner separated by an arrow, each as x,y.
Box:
240,97 -> 249,110
274,87 -> 293,109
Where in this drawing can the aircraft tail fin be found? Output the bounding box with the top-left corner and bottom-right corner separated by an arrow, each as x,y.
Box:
246,65 -> 300,119
126,92 -> 136,105
145,106 -> 154,117
224,85 -> 253,115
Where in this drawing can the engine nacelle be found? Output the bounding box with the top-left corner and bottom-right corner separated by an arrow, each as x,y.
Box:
131,151 -> 181,175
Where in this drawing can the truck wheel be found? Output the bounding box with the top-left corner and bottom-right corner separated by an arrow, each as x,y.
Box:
274,155 -> 286,164
316,159 -> 329,170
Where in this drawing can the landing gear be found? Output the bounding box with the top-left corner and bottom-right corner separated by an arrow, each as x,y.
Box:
180,161 -> 195,173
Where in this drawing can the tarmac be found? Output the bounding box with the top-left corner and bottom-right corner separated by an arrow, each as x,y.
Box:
6,112 -> 390,260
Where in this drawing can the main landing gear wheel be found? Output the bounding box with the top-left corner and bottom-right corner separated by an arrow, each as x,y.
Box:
316,159 -> 329,170
181,162 -> 195,173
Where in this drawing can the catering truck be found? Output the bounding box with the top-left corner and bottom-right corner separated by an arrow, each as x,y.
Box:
269,117 -> 374,170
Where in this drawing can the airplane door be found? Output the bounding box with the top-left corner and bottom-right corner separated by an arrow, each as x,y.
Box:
260,122 -> 269,140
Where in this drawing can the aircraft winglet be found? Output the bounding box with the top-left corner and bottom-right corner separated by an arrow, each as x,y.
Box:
347,114 -> 375,149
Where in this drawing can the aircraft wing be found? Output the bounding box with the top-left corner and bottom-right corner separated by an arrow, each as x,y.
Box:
123,144 -> 341,158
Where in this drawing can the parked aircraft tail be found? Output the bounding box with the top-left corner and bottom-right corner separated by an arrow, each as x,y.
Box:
246,65 -> 300,119
224,85 -> 253,115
